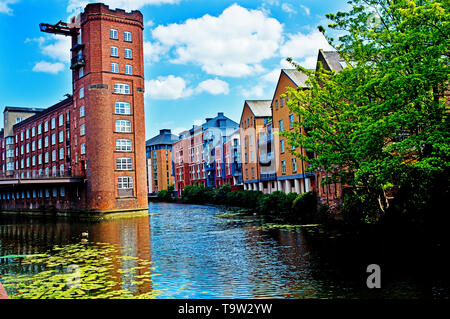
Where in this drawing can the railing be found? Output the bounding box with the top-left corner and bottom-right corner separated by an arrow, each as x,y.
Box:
70,55 -> 86,70
0,169 -> 84,181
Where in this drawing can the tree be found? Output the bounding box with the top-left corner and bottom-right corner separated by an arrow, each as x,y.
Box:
283,0 -> 450,223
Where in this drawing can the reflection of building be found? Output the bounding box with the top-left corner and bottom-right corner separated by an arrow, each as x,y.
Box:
0,3 -> 148,214
173,113 -> 241,194
146,129 -> 178,194
0,215 -> 152,294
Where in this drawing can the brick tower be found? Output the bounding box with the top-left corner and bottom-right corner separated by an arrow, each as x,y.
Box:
69,3 -> 148,213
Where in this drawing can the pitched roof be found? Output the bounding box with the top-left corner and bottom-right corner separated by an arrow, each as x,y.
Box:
321,50 -> 346,72
282,69 -> 310,88
245,100 -> 272,118
146,129 -> 179,146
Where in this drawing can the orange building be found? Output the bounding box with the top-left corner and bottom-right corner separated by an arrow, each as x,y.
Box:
146,129 -> 178,194
239,100 -> 272,191
271,69 -> 316,194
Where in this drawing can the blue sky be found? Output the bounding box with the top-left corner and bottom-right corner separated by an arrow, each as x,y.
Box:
0,0 -> 349,139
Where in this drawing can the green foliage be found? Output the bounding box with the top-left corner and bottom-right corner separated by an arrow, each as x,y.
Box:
1,243 -> 164,299
157,190 -> 172,202
292,191 -> 319,222
257,191 -> 288,214
214,184 -> 231,205
283,0 -> 450,223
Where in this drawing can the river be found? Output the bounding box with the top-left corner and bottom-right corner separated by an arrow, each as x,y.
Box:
0,202 -> 448,299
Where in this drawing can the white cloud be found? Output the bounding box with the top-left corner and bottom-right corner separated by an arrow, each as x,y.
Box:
32,61 -> 65,74
0,0 -> 19,15
145,75 -> 194,100
146,76 -> 230,100
40,35 -> 72,62
196,78 -> 229,95
300,4 -> 310,16
143,41 -> 167,64
145,20 -> 154,27
280,30 -> 333,65
281,3 -> 296,14
67,0 -> 180,12
241,84 -> 268,99
151,4 -> 283,77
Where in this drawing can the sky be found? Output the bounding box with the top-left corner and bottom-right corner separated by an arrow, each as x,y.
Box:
0,0 -> 350,139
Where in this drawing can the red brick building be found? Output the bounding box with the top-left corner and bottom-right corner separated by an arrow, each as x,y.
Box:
0,3 -> 148,215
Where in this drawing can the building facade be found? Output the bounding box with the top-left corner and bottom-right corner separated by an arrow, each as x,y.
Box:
0,3 -> 148,214
146,129 -> 178,194
173,113 -> 241,195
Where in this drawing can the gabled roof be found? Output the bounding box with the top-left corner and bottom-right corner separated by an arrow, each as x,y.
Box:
282,69 -> 310,88
146,129 -> 179,146
245,100 -> 272,118
319,49 -> 346,72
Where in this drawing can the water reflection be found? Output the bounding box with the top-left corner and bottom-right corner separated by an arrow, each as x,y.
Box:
0,215 -> 152,296
0,203 -> 449,299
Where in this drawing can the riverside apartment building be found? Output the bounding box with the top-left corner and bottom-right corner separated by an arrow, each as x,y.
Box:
173,113 -> 241,194
0,3 -> 148,214
146,129 -> 178,194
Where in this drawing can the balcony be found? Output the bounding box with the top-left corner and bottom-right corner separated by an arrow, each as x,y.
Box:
70,55 -> 86,70
0,169 -> 85,187
259,152 -> 274,166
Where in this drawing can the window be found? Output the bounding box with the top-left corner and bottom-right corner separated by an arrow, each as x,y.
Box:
110,28 -> 118,39
52,150 -> 57,162
282,160 -> 286,174
32,156 -> 36,166
20,131 -> 24,141
124,31 -> 132,42
52,187 -> 57,196
280,139 -> 285,153
32,127 -> 35,137
79,67 -> 84,78
111,46 -> 118,57
289,114 -> 294,129
38,154 -> 42,165
114,83 -> 130,94
59,114 -> 64,126
280,97 -> 284,107
38,124 -> 42,135
80,143 -> 86,155
118,175 -> 133,186
26,129 -> 29,139
292,158 -> 297,172
26,143 -> 29,153
251,167 -> 255,178
125,64 -> 132,75
80,106 -> 85,117
275,100 -> 279,110
38,139 -> 42,150
80,124 -> 85,136
45,152 -> 49,163
51,134 -> 56,145
115,102 -> 131,114
59,131 -> 64,143
16,117 -> 25,123
245,168 -> 248,179
279,120 -> 283,132
60,148 -> 64,160
60,186 -> 66,197
124,48 -> 132,59
51,118 -> 56,129
116,157 -> 133,170
79,87 -> 84,99
116,139 -> 132,152
115,120 -> 132,133
111,63 -> 119,73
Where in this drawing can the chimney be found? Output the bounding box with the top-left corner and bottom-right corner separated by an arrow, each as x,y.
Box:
160,129 -> 171,135
218,112 -> 224,117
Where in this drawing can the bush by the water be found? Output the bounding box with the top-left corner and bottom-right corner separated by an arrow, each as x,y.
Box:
181,184 -> 322,222
157,185 -> 175,202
